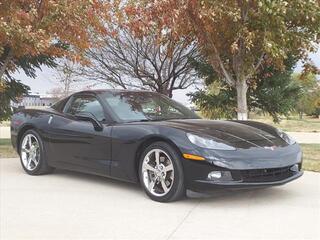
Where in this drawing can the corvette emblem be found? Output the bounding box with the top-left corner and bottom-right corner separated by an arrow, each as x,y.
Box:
264,146 -> 276,150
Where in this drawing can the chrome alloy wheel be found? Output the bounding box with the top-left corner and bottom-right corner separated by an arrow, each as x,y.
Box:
142,149 -> 174,197
21,134 -> 40,171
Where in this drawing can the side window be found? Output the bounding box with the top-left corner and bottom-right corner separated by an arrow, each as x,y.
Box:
66,95 -> 105,122
51,97 -> 70,112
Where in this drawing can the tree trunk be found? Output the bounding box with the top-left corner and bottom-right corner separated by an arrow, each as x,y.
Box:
159,86 -> 173,98
236,80 -> 248,120
299,112 -> 303,120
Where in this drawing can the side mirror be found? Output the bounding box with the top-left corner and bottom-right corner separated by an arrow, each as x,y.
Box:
74,112 -> 103,131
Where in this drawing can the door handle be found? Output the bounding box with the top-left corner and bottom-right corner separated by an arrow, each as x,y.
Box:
48,115 -> 53,125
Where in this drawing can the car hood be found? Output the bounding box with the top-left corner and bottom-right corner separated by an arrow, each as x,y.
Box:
163,119 -> 287,149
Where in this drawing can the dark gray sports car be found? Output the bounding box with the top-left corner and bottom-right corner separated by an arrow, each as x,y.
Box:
11,89 -> 303,202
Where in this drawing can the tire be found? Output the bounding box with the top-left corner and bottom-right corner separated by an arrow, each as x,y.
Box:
19,129 -> 54,175
139,141 -> 185,202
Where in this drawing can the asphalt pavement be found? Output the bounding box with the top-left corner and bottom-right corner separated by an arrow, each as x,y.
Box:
1,158 -> 320,240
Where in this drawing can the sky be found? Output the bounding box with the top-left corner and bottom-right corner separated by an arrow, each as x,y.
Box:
15,50 -> 320,105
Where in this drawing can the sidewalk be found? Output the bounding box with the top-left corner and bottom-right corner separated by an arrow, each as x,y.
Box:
0,126 -> 319,143
288,132 -> 320,144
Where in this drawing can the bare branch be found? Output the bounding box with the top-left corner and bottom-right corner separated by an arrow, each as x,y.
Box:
78,30 -> 200,97
244,53 -> 265,81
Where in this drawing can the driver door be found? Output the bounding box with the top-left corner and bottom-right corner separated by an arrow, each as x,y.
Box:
47,94 -> 112,176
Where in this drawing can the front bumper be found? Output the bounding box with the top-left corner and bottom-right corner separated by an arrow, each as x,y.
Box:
189,170 -> 303,192
181,143 -> 303,192
182,155 -> 303,192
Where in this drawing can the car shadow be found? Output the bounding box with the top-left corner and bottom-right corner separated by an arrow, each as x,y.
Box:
186,186 -> 299,204
52,168 -> 296,204
53,168 -> 141,193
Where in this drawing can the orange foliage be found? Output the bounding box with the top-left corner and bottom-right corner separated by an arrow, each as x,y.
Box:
0,0 -> 111,63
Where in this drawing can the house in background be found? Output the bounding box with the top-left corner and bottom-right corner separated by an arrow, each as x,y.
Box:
10,93 -> 58,109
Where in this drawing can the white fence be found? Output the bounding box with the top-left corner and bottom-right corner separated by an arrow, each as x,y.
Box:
0,127 -> 10,139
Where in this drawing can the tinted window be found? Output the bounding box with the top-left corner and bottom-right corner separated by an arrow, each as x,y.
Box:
66,95 -> 105,121
51,97 -> 69,112
101,92 -> 199,122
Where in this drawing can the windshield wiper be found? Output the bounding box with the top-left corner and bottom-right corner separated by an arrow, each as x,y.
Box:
128,119 -> 163,123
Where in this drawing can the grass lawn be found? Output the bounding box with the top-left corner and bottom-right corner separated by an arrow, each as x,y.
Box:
196,112 -> 319,132
251,115 -> 320,132
300,144 -> 320,172
0,139 -> 17,158
0,139 -> 319,172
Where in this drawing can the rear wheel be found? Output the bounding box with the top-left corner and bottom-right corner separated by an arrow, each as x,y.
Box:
139,142 -> 185,202
20,130 -> 54,175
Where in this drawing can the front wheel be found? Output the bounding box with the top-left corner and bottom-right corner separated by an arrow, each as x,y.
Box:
139,142 -> 185,202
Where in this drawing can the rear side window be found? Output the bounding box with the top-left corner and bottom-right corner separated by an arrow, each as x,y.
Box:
66,95 -> 105,122
51,97 -> 70,112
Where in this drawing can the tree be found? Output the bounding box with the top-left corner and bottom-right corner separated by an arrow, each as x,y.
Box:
189,56 -> 301,122
0,53 -> 56,121
0,0 -> 109,80
55,61 -> 83,97
294,73 -> 320,119
79,29 -> 200,97
46,87 -> 66,99
50,60 -> 97,98
0,79 -> 29,121
0,0 -> 110,121
125,0 -> 320,119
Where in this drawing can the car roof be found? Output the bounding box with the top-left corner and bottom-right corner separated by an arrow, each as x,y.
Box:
73,89 -> 159,95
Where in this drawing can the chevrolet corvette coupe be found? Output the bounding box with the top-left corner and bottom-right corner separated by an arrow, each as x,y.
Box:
11,90 -> 303,202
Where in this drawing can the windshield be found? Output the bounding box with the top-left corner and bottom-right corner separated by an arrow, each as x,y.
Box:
101,91 -> 199,122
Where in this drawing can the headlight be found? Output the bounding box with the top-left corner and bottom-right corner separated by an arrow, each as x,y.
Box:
277,129 -> 296,145
187,133 -> 236,150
